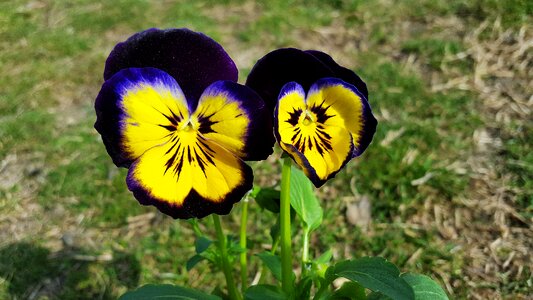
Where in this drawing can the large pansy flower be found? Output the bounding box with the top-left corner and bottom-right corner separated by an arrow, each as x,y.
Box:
95,28 -> 274,219
246,48 -> 377,187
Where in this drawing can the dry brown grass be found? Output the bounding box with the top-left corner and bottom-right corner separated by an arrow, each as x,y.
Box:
400,18 -> 532,299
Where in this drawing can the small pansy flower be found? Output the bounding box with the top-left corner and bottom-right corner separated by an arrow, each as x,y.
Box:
246,48 -> 377,187
95,28 -> 274,219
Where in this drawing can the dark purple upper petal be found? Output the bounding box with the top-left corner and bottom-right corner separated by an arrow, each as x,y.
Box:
245,48 -> 335,113
104,28 -> 238,108
305,50 -> 368,99
246,48 -> 368,113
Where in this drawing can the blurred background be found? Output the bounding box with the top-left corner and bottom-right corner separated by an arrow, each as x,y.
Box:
0,0 -> 531,299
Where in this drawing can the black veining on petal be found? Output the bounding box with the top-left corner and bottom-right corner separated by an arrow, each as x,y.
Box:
285,108 -> 302,126
158,111 -> 184,131
286,98 -> 335,156
197,111 -> 219,134
309,99 -> 334,124
313,124 -> 333,154
163,135 -> 217,177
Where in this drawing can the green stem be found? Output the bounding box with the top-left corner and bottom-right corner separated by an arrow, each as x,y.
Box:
239,198 -> 249,293
212,215 -> 242,300
271,236 -> 280,255
280,157 -> 293,294
302,228 -> 310,277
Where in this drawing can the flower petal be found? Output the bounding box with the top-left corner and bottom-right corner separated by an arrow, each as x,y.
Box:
246,48 -> 334,112
308,78 -> 377,157
126,132 -> 253,219
95,67 -> 190,167
275,78 -> 377,187
274,82 -> 307,145
305,50 -> 368,99
104,28 -> 238,107
192,81 -> 274,161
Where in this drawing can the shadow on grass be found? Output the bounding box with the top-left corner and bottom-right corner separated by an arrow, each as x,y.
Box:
0,242 -> 140,300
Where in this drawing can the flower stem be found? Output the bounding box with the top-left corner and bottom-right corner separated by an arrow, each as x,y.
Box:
212,215 -> 242,300
302,228 -> 310,277
280,157 -> 293,294
239,198 -> 249,293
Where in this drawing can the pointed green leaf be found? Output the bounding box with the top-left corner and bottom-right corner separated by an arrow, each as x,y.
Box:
195,236 -> 212,254
254,187 -> 281,213
186,254 -> 205,271
256,252 -> 283,282
119,284 -> 221,300
333,257 -> 414,300
290,165 -> 323,231
401,273 -> 448,300
316,249 -> 333,264
295,276 -> 313,300
313,249 -> 333,278
245,285 -> 287,300
325,265 -> 336,283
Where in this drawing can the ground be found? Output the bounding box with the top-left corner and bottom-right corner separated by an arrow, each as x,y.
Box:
0,0 -> 531,299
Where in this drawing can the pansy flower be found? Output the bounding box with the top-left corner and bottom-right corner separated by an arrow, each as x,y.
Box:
246,48 -> 377,187
95,28 -> 274,219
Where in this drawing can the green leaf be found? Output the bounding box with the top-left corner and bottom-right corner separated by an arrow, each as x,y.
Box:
313,249 -> 333,278
227,235 -> 245,256
195,236 -> 212,254
119,284 -> 222,300
401,273 -> 448,300
289,165 -> 323,231
333,257 -> 414,300
186,254 -> 205,271
254,187 -> 281,213
210,286 -> 227,299
245,285 -> 287,300
367,292 -> 389,300
295,276 -> 313,300
256,252 -> 283,282
328,281 -> 366,300
316,249 -> 333,264
325,265 -> 336,283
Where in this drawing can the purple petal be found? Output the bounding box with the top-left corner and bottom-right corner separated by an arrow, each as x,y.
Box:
305,50 -> 368,99
104,28 -> 238,107
246,48 -> 334,113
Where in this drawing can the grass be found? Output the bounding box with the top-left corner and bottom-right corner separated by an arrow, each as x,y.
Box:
1,0 -> 531,299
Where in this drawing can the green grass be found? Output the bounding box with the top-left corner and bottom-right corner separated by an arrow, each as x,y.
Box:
0,0 -> 531,299
235,0 -> 334,45
501,121 -> 533,219
338,59 -> 480,220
